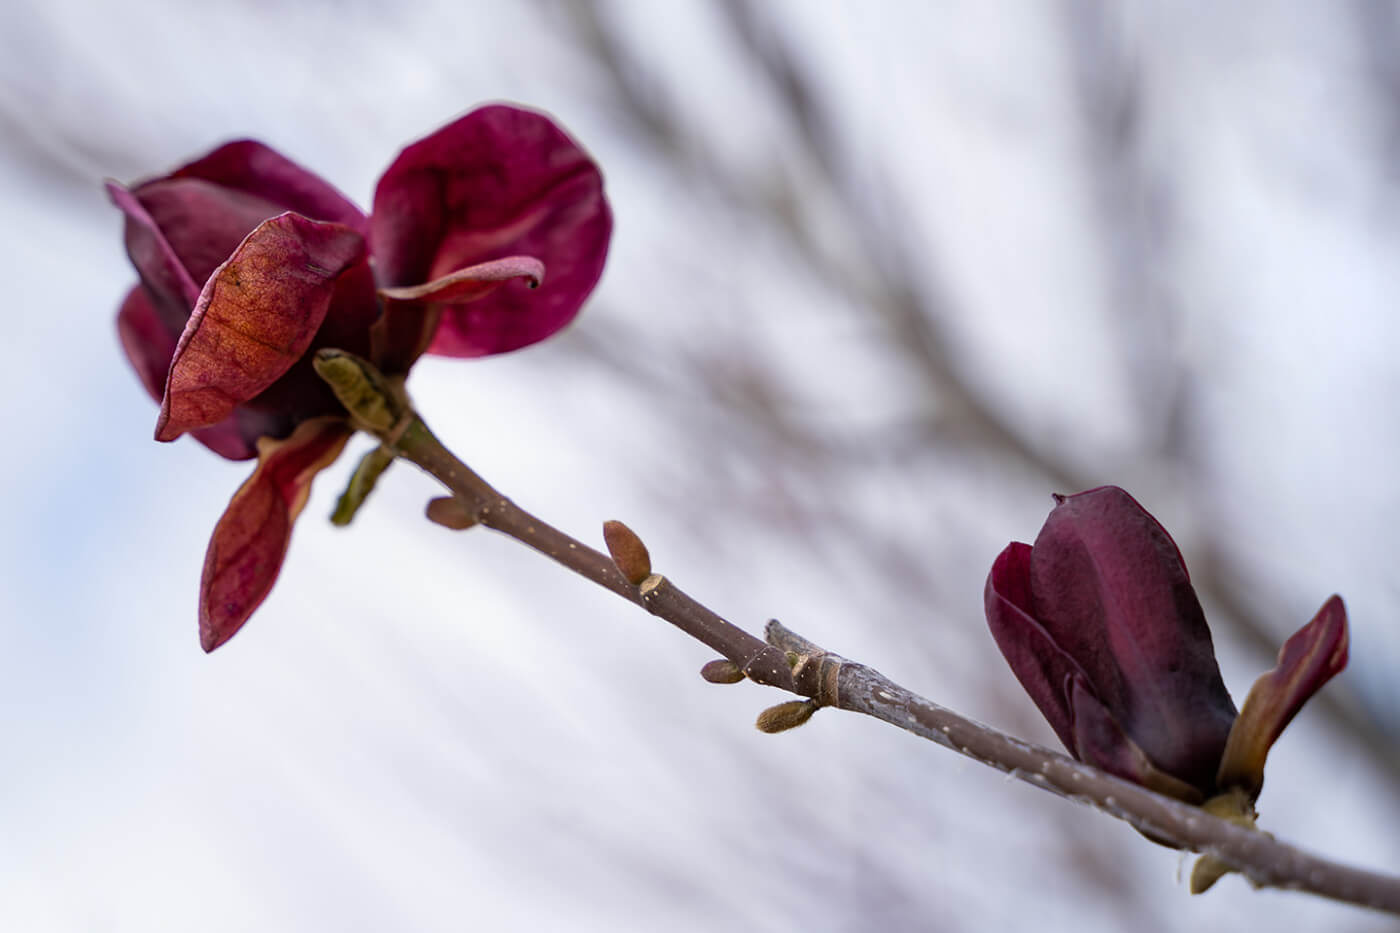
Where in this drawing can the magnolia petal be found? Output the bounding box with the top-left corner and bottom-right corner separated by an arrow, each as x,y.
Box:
1216,595 -> 1349,799
119,286 -> 281,460
117,286 -> 178,402
155,213 -> 367,442
199,417 -> 351,651
371,256 -> 546,372
1068,675 -> 1205,805
240,257 -> 380,423
171,139 -> 368,235
1027,486 -> 1237,792
107,181 -> 203,332
985,542 -> 1083,751
371,104 -> 611,358
187,411 -> 290,463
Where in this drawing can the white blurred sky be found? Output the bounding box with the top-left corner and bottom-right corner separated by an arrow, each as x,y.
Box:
2,1 -> 1398,930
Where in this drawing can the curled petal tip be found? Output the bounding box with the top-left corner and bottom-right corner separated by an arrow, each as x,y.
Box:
377,255 -> 546,303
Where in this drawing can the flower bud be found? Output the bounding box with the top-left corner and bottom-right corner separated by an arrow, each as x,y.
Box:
426,496 -> 478,531
603,519 -> 652,585
985,486 -> 1348,807
700,659 -> 745,684
313,349 -> 401,433
755,699 -> 818,734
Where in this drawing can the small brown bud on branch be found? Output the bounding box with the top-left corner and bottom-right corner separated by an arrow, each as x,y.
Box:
756,699 -> 819,733
426,496 -> 478,530
603,519 -> 652,585
700,659 -> 745,684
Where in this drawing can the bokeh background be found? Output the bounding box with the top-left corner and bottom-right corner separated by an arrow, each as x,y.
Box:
3,1 -> 1399,930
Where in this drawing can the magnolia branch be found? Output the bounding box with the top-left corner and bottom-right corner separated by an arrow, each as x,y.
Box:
313,350 -> 1400,917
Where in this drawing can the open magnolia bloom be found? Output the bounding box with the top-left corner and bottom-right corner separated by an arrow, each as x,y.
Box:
984,486 -> 1348,812
111,104 -> 612,651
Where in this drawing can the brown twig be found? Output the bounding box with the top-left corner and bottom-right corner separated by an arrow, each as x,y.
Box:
382,407 -> 1400,917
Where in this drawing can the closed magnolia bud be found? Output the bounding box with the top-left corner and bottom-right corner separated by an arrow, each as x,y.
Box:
603,519 -> 652,585
755,699 -> 818,734
985,486 -> 1348,806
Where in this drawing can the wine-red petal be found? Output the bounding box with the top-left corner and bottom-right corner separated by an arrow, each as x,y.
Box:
171,139 -> 367,235
199,417 -> 351,651
1068,675 -> 1205,804
155,213 -> 367,442
370,104 -> 610,358
985,542 -> 1082,751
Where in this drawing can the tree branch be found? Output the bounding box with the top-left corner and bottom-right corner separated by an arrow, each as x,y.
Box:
384,407 -> 1400,918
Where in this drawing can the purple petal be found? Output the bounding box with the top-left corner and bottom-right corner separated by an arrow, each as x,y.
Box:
370,104 -> 611,358
155,213 -> 367,443
200,417 -> 351,651
1028,486 -> 1236,791
128,178 -> 298,302
1216,595 -> 1349,798
188,410 -> 292,463
170,139 -> 368,235
117,285 -> 179,402
985,542 -> 1081,751
370,255 -> 546,372
1068,675 -> 1206,804
107,181 -> 204,335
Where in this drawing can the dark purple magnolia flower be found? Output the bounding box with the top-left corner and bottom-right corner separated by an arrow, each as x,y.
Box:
985,486 -> 1347,805
111,104 -> 612,652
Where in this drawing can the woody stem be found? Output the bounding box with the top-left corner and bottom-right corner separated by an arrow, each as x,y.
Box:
386,410 -> 1400,917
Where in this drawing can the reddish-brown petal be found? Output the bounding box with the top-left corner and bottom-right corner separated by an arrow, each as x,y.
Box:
370,104 -> 611,358
239,254 -> 381,424
985,542 -> 1083,751
370,256 -> 545,372
172,139 -> 368,235
155,213 -> 367,442
199,417 -> 351,651
1216,595 -> 1349,798
118,285 -> 281,460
